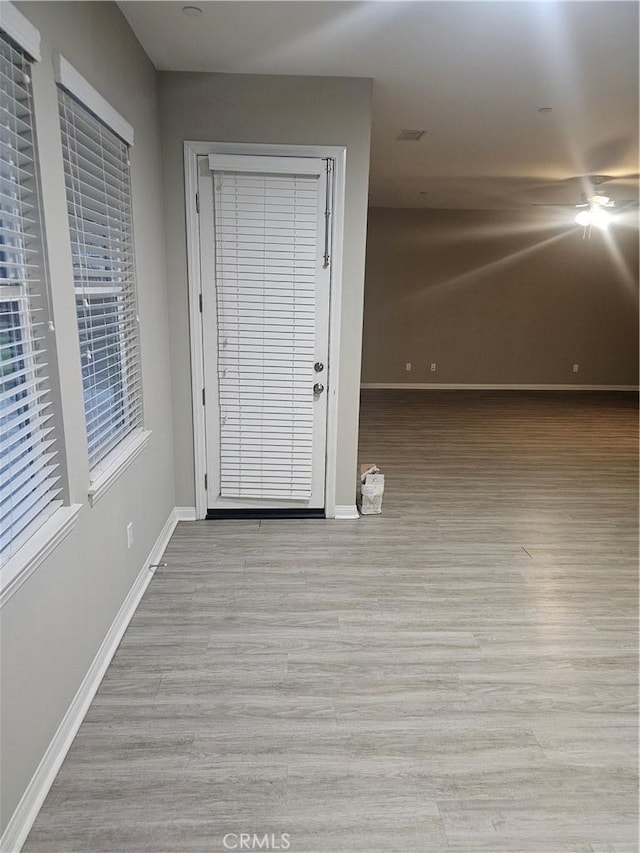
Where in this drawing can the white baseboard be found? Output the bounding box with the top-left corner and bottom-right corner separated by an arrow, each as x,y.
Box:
0,507 -> 182,853
334,504 -> 360,520
174,506 -> 197,521
361,383 -> 639,392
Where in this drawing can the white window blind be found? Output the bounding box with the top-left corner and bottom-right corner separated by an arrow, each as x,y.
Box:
213,169 -> 320,500
1,32 -> 62,562
57,88 -> 142,473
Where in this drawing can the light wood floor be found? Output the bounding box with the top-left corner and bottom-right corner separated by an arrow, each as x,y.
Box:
24,391 -> 639,852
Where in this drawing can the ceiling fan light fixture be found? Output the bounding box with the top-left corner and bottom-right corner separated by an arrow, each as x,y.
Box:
574,206 -> 613,229
591,206 -> 612,229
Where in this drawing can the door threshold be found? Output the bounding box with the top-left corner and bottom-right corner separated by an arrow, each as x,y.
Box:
206,508 -> 326,520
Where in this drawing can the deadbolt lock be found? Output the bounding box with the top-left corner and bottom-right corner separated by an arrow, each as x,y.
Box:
314,362 -> 324,373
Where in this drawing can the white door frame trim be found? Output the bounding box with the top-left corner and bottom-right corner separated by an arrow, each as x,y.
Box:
183,141 -> 346,520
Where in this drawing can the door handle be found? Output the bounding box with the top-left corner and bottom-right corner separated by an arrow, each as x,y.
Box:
313,383 -> 325,395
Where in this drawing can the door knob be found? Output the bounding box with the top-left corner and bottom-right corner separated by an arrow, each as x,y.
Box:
313,383 -> 325,395
314,362 -> 324,373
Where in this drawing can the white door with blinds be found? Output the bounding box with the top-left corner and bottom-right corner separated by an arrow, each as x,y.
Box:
198,153 -> 331,513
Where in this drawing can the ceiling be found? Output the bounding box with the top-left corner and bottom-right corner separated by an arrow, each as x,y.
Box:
120,1 -> 639,210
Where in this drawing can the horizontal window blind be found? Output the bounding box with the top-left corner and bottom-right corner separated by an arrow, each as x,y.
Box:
1,32 -> 62,562
57,89 -> 142,473
214,170 -> 320,500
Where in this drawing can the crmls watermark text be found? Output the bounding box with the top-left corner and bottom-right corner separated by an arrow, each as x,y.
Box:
222,833 -> 291,850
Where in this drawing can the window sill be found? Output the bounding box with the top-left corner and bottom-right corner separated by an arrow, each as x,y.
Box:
88,429 -> 152,507
1,504 -> 83,607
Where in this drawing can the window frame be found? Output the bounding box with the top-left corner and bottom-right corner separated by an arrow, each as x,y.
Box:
0,8 -> 80,604
55,56 -> 150,499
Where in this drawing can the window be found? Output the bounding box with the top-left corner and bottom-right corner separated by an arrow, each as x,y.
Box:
57,85 -> 142,474
0,31 -> 62,562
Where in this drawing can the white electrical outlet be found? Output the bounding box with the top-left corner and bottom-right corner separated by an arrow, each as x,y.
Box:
126,522 -> 133,549
405,362 -> 412,372
430,362 -> 437,372
572,363 -> 579,373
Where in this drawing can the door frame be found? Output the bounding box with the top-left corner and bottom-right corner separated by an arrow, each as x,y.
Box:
183,141 -> 347,520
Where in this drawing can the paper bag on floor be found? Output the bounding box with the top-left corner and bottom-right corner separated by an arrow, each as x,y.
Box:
360,472 -> 384,515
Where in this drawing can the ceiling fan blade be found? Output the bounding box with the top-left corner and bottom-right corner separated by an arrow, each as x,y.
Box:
528,174 -> 638,199
604,173 -> 639,183
615,199 -> 640,210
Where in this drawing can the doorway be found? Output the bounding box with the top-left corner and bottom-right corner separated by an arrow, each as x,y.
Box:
184,143 -> 346,519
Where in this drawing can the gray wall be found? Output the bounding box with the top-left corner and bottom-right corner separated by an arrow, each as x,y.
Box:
362,208 -> 639,386
157,71 -> 372,509
1,2 -> 175,832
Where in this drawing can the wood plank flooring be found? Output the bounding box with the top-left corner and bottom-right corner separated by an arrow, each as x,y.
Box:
24,391 -> 638,852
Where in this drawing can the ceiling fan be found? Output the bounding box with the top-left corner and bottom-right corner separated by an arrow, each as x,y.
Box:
572,189 -> 617,231
531,174 -> 639,233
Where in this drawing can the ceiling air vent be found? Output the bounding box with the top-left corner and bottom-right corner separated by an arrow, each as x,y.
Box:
396,129 -> 427,142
